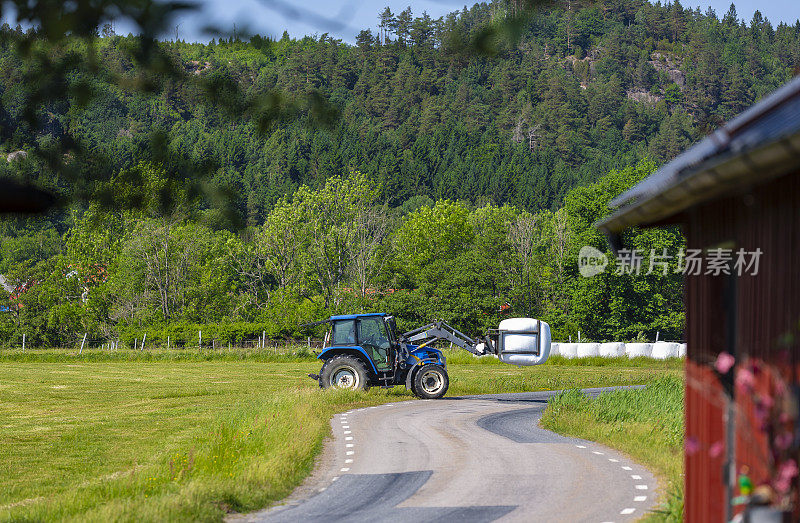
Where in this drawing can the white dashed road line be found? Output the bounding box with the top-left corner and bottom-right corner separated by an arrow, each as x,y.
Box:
574,445 -> 650,520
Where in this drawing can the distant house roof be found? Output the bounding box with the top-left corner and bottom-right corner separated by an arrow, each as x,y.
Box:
598,75 -> 800,236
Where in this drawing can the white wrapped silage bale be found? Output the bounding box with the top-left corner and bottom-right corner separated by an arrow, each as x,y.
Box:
651,342 -> 679,359
575,343 -> 600,357
599,342 -> 625,357
559,343 -> 578,359
677,343 -> 687,358
550,342 -> 560,356
625,343 -> 653,358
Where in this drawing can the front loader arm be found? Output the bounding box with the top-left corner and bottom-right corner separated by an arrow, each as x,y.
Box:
401,320 -> 496,356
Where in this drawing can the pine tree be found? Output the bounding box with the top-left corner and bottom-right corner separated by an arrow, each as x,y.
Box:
378,7 -> 396,45
396,7 -> 412,46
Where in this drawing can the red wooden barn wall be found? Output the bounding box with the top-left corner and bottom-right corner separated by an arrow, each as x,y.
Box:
683,168 -> 800,522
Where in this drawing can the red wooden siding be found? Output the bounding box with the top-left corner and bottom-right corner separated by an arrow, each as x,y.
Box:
683,168 -> 800,522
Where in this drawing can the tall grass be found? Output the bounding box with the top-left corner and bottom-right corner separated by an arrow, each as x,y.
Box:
541,376 -> 684,521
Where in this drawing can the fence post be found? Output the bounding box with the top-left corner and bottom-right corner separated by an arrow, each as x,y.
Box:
79,333 -> 87,354
22,333 -> 25,352
262,331 -> 266,349
167,336 -> 170,350
578,331 -> 581,342
141,333 -> 147,351
307,336 -> 311,349
656,331 -> 660,342
199,330 -> 202,349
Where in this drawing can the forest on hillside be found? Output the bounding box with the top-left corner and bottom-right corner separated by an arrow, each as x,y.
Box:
2,0 -> 798,216
0,1 -> 798,345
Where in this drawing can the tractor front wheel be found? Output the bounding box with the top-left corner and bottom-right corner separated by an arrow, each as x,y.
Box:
411,364 -> 449,399
319,355 -> 369,391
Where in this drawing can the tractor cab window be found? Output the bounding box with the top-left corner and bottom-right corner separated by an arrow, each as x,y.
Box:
358,317 -> 391,372
332,320 -> 356,346
357,317 -> 391,349
384,316 -> 398,343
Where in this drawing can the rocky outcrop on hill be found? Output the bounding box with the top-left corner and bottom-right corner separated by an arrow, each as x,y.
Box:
649,52 -> 685,88
6,150 -> 27,162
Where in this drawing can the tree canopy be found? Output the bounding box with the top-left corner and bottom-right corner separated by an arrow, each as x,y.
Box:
1,1 -> 797,346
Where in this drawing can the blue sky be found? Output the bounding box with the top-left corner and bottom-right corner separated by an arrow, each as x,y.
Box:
160,0 -> 800,43
4,1 -> 800,43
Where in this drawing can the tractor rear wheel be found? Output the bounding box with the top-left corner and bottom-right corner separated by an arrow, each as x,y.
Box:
411,364 -> 449,399
319,355 -> 369,391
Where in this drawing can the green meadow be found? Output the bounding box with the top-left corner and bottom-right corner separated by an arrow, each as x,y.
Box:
0,350 -> 682,521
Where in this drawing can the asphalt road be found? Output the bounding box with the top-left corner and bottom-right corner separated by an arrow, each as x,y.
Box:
239,388 -> 658,523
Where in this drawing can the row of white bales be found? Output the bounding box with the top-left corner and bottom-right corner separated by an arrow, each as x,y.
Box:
549,341 -> 687,359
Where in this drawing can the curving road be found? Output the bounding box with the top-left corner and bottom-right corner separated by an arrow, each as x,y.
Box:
238,388 -> 658,523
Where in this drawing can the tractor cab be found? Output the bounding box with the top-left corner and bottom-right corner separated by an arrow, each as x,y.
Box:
327,314 -> 395,371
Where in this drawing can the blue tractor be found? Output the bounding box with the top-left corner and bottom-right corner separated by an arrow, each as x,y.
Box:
305,313 -> 551,399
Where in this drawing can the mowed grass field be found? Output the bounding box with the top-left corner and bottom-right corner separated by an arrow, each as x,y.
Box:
0,349 -> 683,522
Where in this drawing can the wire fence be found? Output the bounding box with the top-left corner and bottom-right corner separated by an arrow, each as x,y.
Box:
4,335 -> 326,353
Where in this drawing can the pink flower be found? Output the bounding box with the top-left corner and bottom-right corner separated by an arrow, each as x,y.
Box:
736,368 -> 756,394
776,476 -> 792,494
709,440 -> 725,458
775,460 -> 799,493
685,436 -> 701,455
779,460 -> 798,480
715,352 -> 735,374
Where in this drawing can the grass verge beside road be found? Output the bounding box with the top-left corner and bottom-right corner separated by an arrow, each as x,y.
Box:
540,376 -> 684,521
1,354 -> 682,521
